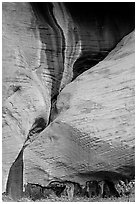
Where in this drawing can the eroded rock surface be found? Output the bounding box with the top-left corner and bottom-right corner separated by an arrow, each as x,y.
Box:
2,2 -> 80,192
24,31 -> 135,186
2,2 -> 50,192
2,2 -> 135,195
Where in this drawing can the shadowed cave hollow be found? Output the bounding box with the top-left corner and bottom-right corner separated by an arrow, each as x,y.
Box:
4,2 -> 135,201
31,2 -> 135,81
65,2 -> 135,79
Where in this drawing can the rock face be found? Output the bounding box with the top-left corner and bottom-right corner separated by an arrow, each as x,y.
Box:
2,1 -> 135,196
2,2 -> 50,192
24,31 -> 135,186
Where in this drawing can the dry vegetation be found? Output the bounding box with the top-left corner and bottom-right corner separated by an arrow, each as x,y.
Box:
2,186 -> 135,202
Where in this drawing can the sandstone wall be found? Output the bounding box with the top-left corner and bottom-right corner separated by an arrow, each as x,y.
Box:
2,2 -> 135,193
24,31 -> 135,186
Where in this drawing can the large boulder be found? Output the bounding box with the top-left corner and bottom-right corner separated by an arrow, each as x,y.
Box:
24,31 -> 135,186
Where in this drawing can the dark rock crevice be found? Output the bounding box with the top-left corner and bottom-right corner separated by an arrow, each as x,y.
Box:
30,2 -> 65,99
72,53 -> 109,80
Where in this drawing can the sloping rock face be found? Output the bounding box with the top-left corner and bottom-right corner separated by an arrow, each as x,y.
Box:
2,2 -> 135,195
24,31 -> 135,186
2,2 -> 50,192
2,2 -> 80,192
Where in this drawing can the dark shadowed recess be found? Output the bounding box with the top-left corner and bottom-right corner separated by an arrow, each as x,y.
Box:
31,2 -> 135,81
65,2 -> 135,21
78,169 -> 134,182
65,2 -> 135,80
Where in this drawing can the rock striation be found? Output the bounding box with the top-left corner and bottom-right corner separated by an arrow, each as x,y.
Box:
2,2 -> 50,193
24,31 -> 135,187
2,1 -> 135,197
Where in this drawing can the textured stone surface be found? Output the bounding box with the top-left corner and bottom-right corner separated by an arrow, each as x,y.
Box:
2,2 -> 135,194
2,2 -> 80,192
2,2 -> 51,191
24,31 -> 135,186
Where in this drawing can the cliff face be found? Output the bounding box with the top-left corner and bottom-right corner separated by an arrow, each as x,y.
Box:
2,2 -> 135,195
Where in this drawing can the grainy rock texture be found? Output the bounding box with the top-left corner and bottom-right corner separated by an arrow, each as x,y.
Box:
2,2 -> 135,194
2,2 -> 50,191
24,31 -> 135,186
2,2 -> 79,192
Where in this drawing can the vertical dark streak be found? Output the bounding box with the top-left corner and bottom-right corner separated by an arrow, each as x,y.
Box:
30,2 -> 65,99
6,148 -> 24,200
49,3 -> 66,71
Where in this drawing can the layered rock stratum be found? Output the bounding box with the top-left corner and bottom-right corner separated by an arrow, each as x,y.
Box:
2,2 -> 135,199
